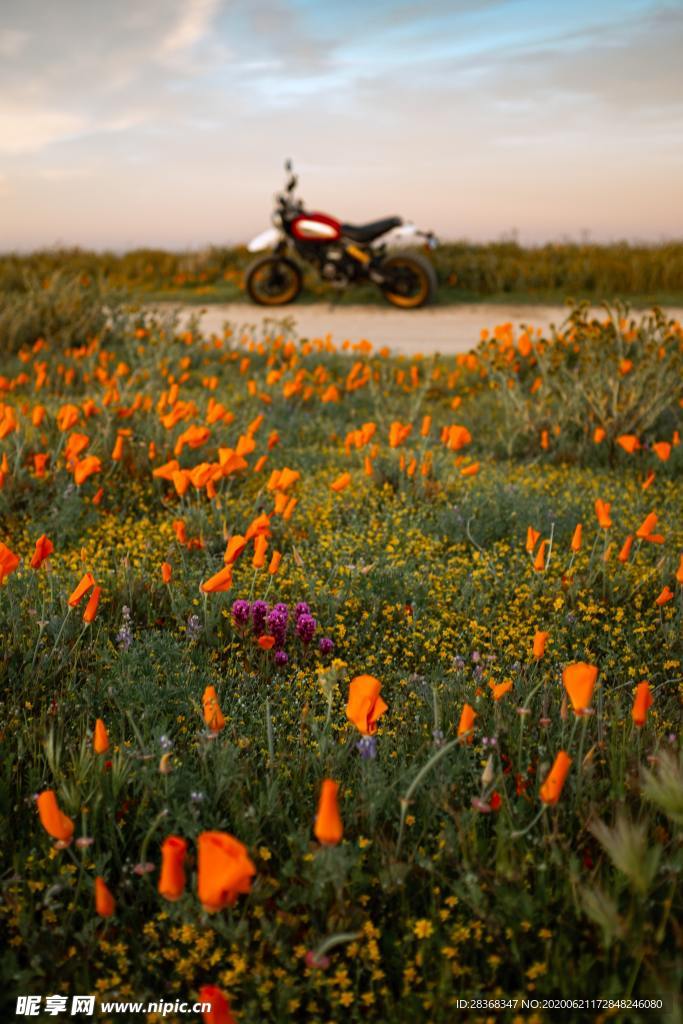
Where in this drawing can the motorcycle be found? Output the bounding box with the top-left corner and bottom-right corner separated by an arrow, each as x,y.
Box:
245,160 -> 439,309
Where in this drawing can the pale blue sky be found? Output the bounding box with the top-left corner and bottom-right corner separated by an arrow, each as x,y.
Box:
1,0 -> 682,249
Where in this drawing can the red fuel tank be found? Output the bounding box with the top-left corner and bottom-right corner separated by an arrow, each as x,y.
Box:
290,212 -> 342,242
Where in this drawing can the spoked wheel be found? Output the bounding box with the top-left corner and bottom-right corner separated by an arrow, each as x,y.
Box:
379,250 -> 437,308
245,256 -> 302,306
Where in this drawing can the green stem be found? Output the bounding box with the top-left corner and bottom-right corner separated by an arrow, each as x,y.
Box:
396,736 -> 461,856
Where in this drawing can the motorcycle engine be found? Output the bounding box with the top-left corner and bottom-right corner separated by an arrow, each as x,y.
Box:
320,246 -> 349,285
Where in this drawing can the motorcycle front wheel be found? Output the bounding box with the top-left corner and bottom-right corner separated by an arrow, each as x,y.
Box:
378,250 -> 437,309
245,255 -> 302,305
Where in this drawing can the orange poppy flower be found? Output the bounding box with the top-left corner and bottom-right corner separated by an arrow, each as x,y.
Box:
346,675 -> 388,735
539,751 -> 572,805
158,836 -> 187,901
57,404 -> 79,431
488,679 -> 513,701
617,535 -> 633,563
172,469 -> 191,496
93,718 -> 109,754
111,435 -> 125,461
268,550 -> 282,575
570,524 -> 582,552
282,497 -> 298,520
95,877 -> 116,918
199,985 -> 236,1024
631,681 -> 653,727
202,686 -> 225,732
533,630 -> 549,659
161,562 -> 172,584
201,565 -> 233,594
73,455 -> 102,485
174,424 -> 211,457
173,519 -> 188,545
153,459 -> 181,481
0,542 -> 20,582
244,513 -> 271,542
525,526 -> 540,553
224,535 -> 247,565
37,790 -> 74,842
593,427 -> 606,443
533,541 -> 547,572
641,470 -> 655,490
457,703 -> 477,742
313,779 -> 344,846
252,534 -> 268,569
420,415 -> 432,437
676,554 -> 683,585
197,831 -> 256,912
30,534 -> 54,569
83,585 -> 101,623
655,585 -> 673,606
33,453 -> 50,477
652,442 -> 671,462
330,472 -> 351,492
65,433 -> 91,467
257,635 -> 275,650
616,434 -> 640,454
636,512 -> 664,544
562,662 -> 598,716
68,572 -> 95,607
444,424 -> 471,451
595,499 -> 612,529
460,462 -> 480,477
389,421 -> 413,448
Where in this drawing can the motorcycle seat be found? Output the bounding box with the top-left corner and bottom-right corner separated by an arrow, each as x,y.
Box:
341,216 -> 403,242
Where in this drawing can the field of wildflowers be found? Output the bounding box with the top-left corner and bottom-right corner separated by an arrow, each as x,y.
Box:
0,295 -> 682,1023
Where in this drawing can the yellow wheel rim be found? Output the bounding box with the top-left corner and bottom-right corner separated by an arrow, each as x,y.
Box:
250,264 -> 299,305
383,260 -> 430,308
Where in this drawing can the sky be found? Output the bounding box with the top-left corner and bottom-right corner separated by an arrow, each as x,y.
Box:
1,0 -> 682,250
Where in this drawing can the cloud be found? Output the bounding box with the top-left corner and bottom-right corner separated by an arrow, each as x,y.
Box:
157,0 -> 223,63
0,106 -> 88,155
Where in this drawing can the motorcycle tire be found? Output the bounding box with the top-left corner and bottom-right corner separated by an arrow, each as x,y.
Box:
378,250 -> 437,309
245,255 -> 302,306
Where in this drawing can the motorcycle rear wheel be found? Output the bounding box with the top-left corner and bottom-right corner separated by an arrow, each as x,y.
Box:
245,256 -> 302,305
379,250 -> 437,308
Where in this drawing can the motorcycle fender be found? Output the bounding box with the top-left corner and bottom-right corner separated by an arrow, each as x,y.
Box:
383,223 -> 421,247
247,227 -> 281,253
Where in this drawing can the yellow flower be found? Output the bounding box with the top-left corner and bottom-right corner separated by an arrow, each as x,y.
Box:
413,919 -> 434,939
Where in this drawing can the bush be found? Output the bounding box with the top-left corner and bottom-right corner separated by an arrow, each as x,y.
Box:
0,269 -> 121,357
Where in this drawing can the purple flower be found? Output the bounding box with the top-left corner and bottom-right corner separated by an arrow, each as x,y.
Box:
251,599 -> 269,633
296,613 -> 317,644
266,604 -> 289,643
294,601 -> 311,620
116,606 -> 133,651
318,636 -> 334,656
231,599 -> 251,627
274,650 -> 289,667
356,735 -> 377,760
186,614 -> 202,641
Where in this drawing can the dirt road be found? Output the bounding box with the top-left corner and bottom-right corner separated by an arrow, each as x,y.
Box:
152,302 -> 683,356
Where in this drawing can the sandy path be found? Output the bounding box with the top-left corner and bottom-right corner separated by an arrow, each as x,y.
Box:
149,302 -> 683,356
